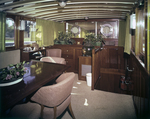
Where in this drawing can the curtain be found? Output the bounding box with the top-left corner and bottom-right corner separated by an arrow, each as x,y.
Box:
135,8 -> 144,56
36,19 -> 54,47
0,12 -> 6,52
124,14 -> 131,54
118,20 -> 126,47
81,28 -> 86,38
15,16 -> 20,49
54,22 -> 65,40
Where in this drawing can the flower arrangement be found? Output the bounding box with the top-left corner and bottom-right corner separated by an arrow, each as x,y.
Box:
0,61 -> 28,82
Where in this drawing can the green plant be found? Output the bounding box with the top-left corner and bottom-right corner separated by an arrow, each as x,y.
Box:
0,61 -> 28,81
54,31 -> 75,45
96,34 -> 105,43
84,33 -> 96,43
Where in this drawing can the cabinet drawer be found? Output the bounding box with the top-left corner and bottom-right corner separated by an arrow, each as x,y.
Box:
62,48 -> 73,54
65,59 -> 74,71
62,54 -> 73,59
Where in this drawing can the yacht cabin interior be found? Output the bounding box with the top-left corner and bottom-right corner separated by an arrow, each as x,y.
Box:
0,0 -> 150,119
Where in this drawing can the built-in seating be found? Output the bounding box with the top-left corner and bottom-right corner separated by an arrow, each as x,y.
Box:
40,56 -> 66,64
0,50 -> 20,69
31,72 -> 75,119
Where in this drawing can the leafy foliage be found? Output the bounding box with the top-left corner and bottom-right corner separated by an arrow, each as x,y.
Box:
0,61 -> 28,81
84,32 -> 105,43
54,31 -> 75,45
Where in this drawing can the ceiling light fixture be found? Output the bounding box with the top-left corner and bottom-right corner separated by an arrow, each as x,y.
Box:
57,0 -> 68,7
84,16 -> 89,20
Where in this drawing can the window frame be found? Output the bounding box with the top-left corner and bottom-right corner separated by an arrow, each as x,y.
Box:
5,16 -> 15,49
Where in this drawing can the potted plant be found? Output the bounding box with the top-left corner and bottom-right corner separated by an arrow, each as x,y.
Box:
54,31 -> 75,45
82,33 -> 96,56
83,32 -> 96,45
95,34 -> 105,47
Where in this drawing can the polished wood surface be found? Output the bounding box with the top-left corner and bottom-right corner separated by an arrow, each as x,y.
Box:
130,51 -> 149,118
50,45 -> 82,72
21,49 -> 46,62
92,48 -> 101,90
0,60 -> 70,114
78,56 -> 91,81
95,46 -> 126,94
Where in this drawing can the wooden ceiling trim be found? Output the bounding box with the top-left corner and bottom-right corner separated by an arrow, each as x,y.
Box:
5,2 -> 134,15
1,0 -> 138,22
9,3 -> 134,13
26,7 -> 130,17
0,0 -> 13,4
40,11 -> 127,19
20,7 -> 130,16
48,15 -> 125,21
45,14 -> 125,21
0,0 -> 56,11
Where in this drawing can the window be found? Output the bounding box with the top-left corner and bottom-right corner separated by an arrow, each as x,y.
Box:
22,20 -> 36,45
5,18 -> 15,47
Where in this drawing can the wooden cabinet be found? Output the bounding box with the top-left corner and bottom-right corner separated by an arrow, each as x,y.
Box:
21,49 -> 46,62
79,56 -> 92,80
50,45 -> 82,72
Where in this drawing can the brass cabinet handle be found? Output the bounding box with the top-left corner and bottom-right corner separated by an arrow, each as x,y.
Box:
66,50 -> 68,52
67,55 -> 68,57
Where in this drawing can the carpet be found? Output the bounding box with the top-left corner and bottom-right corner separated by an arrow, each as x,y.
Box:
61,74 -> 137,119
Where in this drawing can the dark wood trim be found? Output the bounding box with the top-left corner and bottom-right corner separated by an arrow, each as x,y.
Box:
66,18 -> 120,23
100,68 -> 125,75
92,48 -> 101,90
130,51 -> 149,118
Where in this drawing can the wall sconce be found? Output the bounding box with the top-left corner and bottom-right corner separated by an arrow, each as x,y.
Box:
130,14 -> 136,29
57,0 -> 68,7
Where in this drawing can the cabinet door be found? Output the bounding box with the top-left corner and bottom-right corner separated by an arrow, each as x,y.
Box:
75,49 -> 82,73
66,59 -> 74,72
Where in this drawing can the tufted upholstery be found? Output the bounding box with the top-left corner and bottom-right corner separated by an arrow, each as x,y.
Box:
46,49 -> 62,57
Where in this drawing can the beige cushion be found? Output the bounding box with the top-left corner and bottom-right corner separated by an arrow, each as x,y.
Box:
46,49 -> 62,57
40,56 -> 66,64
31,72 -> 75,107
42,95 -> 71,118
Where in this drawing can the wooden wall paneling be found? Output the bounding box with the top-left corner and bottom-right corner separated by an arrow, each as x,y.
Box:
100,47 -> 109,68
96,46 -> 129,94
92,48 -> 101,90
118,47 -> 125,69
130,51 -> 149,118
109,48 -> 118,68
19,30 -> 24,48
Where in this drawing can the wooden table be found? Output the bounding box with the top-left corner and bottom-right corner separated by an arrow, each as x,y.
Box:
0,60 -> 70,116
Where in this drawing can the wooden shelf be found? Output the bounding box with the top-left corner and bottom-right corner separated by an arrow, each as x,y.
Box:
21,49 -> 46,62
